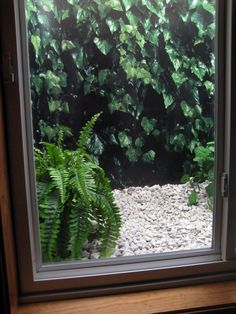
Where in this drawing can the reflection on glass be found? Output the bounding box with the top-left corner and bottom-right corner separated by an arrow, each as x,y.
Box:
26,0 -> 215,263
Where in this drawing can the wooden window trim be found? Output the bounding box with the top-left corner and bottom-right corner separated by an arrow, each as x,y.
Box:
16,281 -> 236,314
2,67 -> 236,314
0,82 -> 18,314
1,1 -> 236,313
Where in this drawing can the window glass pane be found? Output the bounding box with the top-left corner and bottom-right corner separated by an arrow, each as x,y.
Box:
25,0 -> 216,263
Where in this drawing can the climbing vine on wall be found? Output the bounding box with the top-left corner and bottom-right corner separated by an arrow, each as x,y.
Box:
27,0 -> 215,186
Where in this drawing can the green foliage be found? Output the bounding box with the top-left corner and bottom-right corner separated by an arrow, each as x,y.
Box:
27,0 -> 215,186
35,113 -> 121,262
182,141 -> 214,208
188,189 -> 198,206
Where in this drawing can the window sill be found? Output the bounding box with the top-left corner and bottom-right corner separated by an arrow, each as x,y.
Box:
16,280 -> 236,314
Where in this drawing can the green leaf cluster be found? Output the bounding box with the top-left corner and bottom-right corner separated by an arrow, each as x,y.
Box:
182,141 -> 214,208
27,0 -> 215,186
35,113 -> 121,262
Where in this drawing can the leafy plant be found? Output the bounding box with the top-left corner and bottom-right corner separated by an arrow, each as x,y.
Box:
27,0 -> 215,186
35,113 -> 121,262
182,141 -> 214,207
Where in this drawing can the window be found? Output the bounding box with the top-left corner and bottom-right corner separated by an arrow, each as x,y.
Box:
1,0 -> 236,303
28,0 -> 216,264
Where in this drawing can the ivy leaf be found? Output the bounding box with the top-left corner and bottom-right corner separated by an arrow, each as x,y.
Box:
172,72 -> 187,87
135,137 -> 144,148
38,13 -> 49,28
41,0 -> 54,12
94,37 -> 112,55
146,30 -> 160,45
142,150 -> 156,163
89,134 -> 104,155
142,0 -> 159,17
31,35 -> 41,58
180,101 -> 194,118
191,61 -> 207,80
188,190 -> 198,206
188,140 -> 198,153
72,48 -> 84,68
122,0 -> 136,11
58,71 -> 68,88
108,100 -> 126,114
152,129 -> 160,138
98,69 -> 109,85
141,117 -> 157,135
106,18 -> 118,33
191,12 -> 204,34
62,10 -> 69,21
105,0 -> 123,11
40,71 -> 62,95
202,2 -> 215,15
202,117 -> 213,129
180,174 -> 190,184
163,93 -> 174,109
204,80 -> 214,95
84,82 -> 91,95
118,131 -> 132,148
31,75 -> 42,94
62,40 -> 75,51
48,100 -> 60,112
170,133 -> 185,151
125,147 -> 141,162
195,118 -> 203,131
206,182 -> 214,198
48,100 -> 69,113
193,146 -> 211,165
188,0 -> 200,10
76,7 -> 88,23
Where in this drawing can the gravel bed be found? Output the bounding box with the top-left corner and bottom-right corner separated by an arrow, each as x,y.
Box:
111,182 -> 213,257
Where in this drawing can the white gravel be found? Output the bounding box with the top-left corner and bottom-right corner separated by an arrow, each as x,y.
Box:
111,182 -> 213,257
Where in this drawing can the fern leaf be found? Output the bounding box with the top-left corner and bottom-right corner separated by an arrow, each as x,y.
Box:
43,142 -> 64,167
93,194 -> 121,257
90,167 -> 121,257
72,162 -> 96,205
56,203 -> 71,260
49,167 -> 69,204
77,112 -> 101,152
35,113 -> 121,262
39,190 -> 62,262
69,204 -> 91,259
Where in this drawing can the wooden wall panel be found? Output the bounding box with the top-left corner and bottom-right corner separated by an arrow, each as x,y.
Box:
0,84 -> 18,313
17,281 -> 236,314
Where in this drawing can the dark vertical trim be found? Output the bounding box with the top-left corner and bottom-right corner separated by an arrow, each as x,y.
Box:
228,0 -> 236,254
0,214 -> 10,314
223,0 -> 236,259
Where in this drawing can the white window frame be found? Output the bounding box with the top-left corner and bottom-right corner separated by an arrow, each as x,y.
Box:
1,0 -> 236,303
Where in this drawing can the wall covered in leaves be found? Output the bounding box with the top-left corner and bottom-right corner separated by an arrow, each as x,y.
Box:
27,0 -> 215,187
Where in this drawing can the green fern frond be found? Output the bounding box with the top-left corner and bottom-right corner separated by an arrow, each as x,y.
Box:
43,142 -> 64,167
49,167 -> 69,204
35,113 -> 121,262
90,166 -> 121,257
71,163 -> 96,205
39,190 -> 62,262
36,181 -> 52,202
57,205 -> 71,260
92,193 -> 121,257
69,204 -> 91,259
77,112 -> 102,152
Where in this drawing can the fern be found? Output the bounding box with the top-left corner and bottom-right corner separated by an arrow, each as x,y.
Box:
39,190 -> 61,261
69,204 -> 91,259
34,113 -> 121,262
49,167 -> 69,204
77,112 -> 101,152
